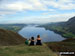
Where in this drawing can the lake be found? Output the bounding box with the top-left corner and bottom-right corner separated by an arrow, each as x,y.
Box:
18,25 -> 66,42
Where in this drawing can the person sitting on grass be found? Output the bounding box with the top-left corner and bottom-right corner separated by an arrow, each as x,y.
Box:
25,39 -> 29,45
36,35 -> 42,45
28,39 -> 31,45
29,37 -> 35,46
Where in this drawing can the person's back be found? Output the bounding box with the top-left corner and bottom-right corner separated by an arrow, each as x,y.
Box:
30,37 -> 35,46
25,39 -> 29,45
36,35 -> 42,45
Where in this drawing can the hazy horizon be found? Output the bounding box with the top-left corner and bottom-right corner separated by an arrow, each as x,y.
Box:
0,0 -> 75,24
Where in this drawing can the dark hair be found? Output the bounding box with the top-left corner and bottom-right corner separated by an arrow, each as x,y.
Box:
31,37 -> 34,40
37,35 -> 40,38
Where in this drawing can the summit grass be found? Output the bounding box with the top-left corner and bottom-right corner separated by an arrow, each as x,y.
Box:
0,44 -> 57,56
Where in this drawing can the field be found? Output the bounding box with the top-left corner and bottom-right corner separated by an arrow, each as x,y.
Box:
0,44 -> 57,56
0,24 -> 26,32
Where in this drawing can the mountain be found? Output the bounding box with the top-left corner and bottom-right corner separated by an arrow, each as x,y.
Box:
39,16 -> 75,38
0,29 -> 26,46
67,16 -> 75,25
66,16 -> 75,34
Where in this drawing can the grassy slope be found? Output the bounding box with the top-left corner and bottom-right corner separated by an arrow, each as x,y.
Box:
0,44 -> 57,56
39,24 -> 75,38
38,17 -> 75,38
46,38 -> 75,52
0,29 -> 25,46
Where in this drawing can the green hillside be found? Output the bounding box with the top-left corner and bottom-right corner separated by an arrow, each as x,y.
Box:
66,16 -> 75,34
0,44 -> 57,56
0,29 -> 25,46
39,16 -> 75,38
0,28 -> 58,56
0,24 -> 26,32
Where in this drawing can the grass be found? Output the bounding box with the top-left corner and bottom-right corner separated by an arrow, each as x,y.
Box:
39,24 -> 75,38
46,38 -> 75,52
0,44 -> 57,56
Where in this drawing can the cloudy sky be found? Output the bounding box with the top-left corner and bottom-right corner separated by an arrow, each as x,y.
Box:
0,0 -> 75,24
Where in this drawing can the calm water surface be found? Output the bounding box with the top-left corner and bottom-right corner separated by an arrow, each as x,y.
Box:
18,25 -> 66,42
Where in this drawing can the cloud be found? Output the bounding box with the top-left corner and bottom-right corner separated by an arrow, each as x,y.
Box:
0,0 -> 47,11
1,0 -> 75,10
59,3 -> 75,10
0,0 -> 75,15
0,10 -> 16,16
0,0 -> 75,24
0,0 -> 48,15
0,13 -> 75,24
26,13 -> 75,23
3,13 -> 74,24
0,15 -> 3,19
42,0 -> 75,10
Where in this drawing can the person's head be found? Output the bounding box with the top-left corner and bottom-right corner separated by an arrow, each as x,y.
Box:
29,39 -> 31,40
31,37 -> 34,40
37,35 -> 40,38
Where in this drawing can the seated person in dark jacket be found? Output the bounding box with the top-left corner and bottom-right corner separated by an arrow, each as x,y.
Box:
30,37 -> 35,46
36,35 -> 42,45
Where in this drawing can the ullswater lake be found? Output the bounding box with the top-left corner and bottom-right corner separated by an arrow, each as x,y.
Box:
18,25 -> 66,42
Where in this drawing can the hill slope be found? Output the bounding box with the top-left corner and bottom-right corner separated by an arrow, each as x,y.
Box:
39,16 -> 75,38
0,29 -> 25,46
66,16 -> 75,34
0,44 -> 57,56
46,38 -> 75,52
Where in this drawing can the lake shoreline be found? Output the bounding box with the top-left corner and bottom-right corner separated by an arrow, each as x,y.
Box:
37,26 -> 68,38
19,25 -> 65,42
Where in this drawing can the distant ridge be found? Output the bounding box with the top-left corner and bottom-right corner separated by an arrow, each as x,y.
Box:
39,16 -> 75,38
0,29 -> 26,46
66,16 -> 75,34
67,16 -> 75,24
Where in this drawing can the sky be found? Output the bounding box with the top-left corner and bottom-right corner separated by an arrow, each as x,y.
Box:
0,0 -> 75,24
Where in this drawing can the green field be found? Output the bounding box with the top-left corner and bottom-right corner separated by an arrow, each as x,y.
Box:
0,44 -> 57,56
0,24 -> 26,32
